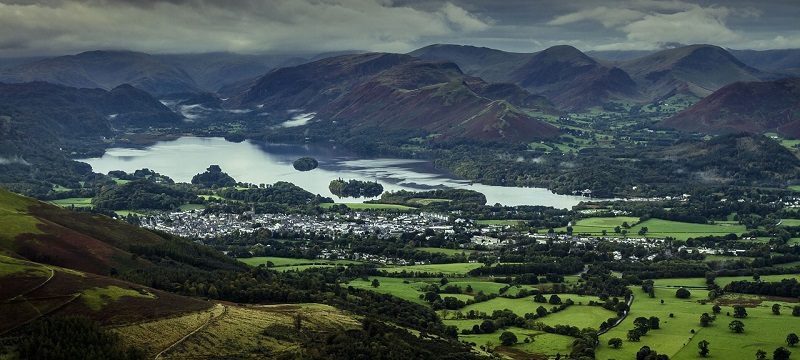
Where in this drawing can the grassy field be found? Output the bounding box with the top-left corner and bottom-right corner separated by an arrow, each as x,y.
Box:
0,189 -> 45,248
48,197 -> 94,208
239,256 -> 359,268
345,277 -> 429,304
379,262 -> 484,275
81,285 -> 156,311
319,202 -> 415,210
415,247 -> 473,256
652,274 -> 800,289
476,220 -> 527,226
554,217 -> 748,240
0,254 -> 50,278
553,216 -> 641,234
597,287 -> 800,360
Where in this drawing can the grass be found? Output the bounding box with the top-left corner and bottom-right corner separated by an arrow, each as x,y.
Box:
239,256 -> 359,268
319,202 -> 415,210
415,247 -> 473,256
81,286 -> 156,311
652,274 -> 800,289
379,262 -> 484,275
0,255 -> 49,278
555,217 -> 747,240
596,287 -> 800,360
553,216 -> 641,234
345,277 -> 429,304
49,198 -> 94,208
0,189 -> 45,248
476,220 -> 527,226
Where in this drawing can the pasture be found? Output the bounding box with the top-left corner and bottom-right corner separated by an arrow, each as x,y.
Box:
554,216 -> 748,240
596,287 -> 800,360
239,256 -> 358,268
319,202 -> 415,210
49,197 -> 94,208
379,262 -> 484,275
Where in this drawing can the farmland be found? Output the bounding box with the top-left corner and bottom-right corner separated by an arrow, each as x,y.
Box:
597,287 -> 800,360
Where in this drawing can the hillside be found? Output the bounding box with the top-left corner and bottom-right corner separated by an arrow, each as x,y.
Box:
511,45 -> 641,110
661,77 -> 800,135
620,44 -> 765,100
0,51 -> 202,96
228,53 -> 560,142
730,48 -> 800,73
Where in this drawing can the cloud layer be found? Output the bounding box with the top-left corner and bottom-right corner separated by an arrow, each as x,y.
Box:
0,0 -> 796,57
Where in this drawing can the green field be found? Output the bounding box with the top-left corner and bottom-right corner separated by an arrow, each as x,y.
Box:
475,220 -> 527,226
415,247 -> 473,256
555,217 -> 747,240
652,274 -> 800,289
0,254 -> 50,278
81,285 -> 156,311
379,262 -> 484,275
239,256 -> 359,268
319,202 -> 415,210
553,216 -> 641,234
597,287 -> 800,360
0,189 -> 45,247
345,277 -> 428,304
48,197 -> 94,208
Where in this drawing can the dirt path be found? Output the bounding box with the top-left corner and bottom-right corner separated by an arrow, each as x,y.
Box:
10,266 -> 54,301
154,303 -> 227,360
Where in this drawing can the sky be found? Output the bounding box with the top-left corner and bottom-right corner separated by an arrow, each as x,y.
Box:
0,0 -> 798,58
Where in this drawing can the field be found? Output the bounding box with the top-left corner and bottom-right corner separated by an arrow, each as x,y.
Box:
476,220 -> 527,226
48,197 -> 94,208
379,262 -> 485,275
153,303 -> 360,359
239,256 -> 359,268
652,274 -> 800,289
0,189 -> 45,248
596,287 -> 800,360
415,247 -> 474,256
554,217 -> 748,240
319,202 -> 415,210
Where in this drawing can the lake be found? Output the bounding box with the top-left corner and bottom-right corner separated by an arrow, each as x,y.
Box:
78,137 -> 591,208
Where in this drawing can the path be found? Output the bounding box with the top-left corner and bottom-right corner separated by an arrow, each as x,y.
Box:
594,294 -> 634,349
154,304 -> 227,360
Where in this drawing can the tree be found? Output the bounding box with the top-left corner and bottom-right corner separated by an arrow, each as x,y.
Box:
729,320 -> 745,333
676,287 -> 691,299
371,279 -> 380,288
787,333 -> 799,347
755,349 -> 766,360
712,304 -> 721,314
479,320 -> 496,334
549,294 -> 562,305
773,347 -> 792,360
793,305 -> 800,316
499,331 -> 518,346
608,337 -> 623,349
649,316 -> 660,330
627,329 -> 642,342
700,313 -> 713,327
634,316 -> 651,335
698,340 -> 710,357
465,284 -> 473,293
773,304 -> 781,315
733,305 -> 748,318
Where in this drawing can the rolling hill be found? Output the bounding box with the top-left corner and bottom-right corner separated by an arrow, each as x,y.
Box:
660,77 -> 800,136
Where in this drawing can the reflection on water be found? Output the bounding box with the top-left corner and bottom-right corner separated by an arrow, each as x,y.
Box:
78,137 -> 590,208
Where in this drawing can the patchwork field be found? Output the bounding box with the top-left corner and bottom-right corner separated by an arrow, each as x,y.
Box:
596,287 -> 800,360
554,216 -> 748,240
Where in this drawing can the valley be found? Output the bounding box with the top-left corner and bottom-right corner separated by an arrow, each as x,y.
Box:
1,40 -> 800,360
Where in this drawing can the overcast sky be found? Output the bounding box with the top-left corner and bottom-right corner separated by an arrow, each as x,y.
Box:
0,0 -> 798,58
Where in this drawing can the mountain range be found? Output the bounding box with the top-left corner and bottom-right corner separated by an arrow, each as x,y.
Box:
1,44 -> 799,140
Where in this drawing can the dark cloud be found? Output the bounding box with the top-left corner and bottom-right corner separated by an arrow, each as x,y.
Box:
0,0 -> 796,58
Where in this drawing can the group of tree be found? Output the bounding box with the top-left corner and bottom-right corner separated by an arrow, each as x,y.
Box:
292,157 -> 318,171
191,165 -> 237,188
328,178 -> 383,198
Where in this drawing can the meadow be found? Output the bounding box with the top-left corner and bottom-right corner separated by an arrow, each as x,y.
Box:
555,216 -> 748,240
319,202 -> 415,210
596,287 -> 800,360
239,256 -> 359,268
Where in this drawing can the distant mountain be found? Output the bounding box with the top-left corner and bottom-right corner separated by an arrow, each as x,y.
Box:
585,50 -> 658,61
729,49 -> 800,73
620,44 -> 765,100
0,51 -> 202,95
660,77 -> 800,136
410,44 -> 641,110
510,45 -> 641,110
228,53 -> 560,141
0,81 -> 181,140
